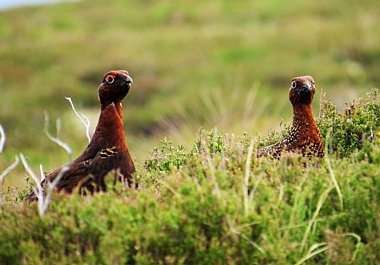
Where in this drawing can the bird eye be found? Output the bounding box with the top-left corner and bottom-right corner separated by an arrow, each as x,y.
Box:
291,81 -> 297,88
106,76 -> 114,84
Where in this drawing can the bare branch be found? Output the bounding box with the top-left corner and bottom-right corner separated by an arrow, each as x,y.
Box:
0,124 -> 5,153
39,164 -> 46,183
244,139 -> 255,215
20,154 -> 69,217
65,97 -> 92,143
116,168 -> 126,192
44,111 -> 72,161
40,165 -> 69,216
20,154 -> 45,217
0,155 -> 20,182
20,154 -> 42,192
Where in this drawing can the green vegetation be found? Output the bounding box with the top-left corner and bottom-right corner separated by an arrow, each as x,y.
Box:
0,0 -> 379,264
1,0 -> 380,184
1,89 -> 379,264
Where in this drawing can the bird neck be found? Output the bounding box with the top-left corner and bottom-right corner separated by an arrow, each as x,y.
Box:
291,103 -> 319,136
101,100 -> 123,115
92,101 -> 127,148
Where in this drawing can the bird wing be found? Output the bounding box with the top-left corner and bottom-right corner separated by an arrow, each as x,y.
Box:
27,147 -> 124,202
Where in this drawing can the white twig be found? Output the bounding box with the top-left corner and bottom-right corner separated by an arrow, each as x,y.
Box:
0,124 -> 5,153
116,169 -> 126,192
39,164 -> 46,182
20,154 -> 43,193
0,155 -> 20,182
56,118 -> 62,138
65,97 -> 92,143
20,154 -> 69,217
44,111 -> 72,161
244,139 -> 255,215
41,165 -> 69,216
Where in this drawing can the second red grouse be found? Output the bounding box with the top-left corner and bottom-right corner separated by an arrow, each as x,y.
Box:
257,76 -> 324,158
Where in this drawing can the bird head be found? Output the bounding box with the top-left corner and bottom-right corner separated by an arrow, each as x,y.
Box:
98,70 -> 133,106
288,76 -> 316,106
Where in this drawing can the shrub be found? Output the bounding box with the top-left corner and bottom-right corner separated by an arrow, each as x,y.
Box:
0,92 -> 379,264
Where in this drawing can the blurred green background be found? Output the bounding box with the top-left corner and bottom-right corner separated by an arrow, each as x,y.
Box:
1,0 -> 379,186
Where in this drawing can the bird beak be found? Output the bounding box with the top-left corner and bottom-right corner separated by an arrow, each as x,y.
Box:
299,82 -> 312,94
125,75 -> 133,84
120,74 -> 133,87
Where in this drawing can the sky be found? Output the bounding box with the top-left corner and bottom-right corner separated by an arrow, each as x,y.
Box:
0,0 -> 76,10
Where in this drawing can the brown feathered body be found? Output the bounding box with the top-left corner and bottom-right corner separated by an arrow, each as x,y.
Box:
28,70 -> 135,201
257,76 -> 324,158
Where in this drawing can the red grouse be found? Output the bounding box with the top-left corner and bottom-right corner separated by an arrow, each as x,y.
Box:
257,76 -> 324,158
28,70 -> 135,200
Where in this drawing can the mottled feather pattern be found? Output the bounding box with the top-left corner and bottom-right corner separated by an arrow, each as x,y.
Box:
257,76 -> 324,158
99,147 -> 118,158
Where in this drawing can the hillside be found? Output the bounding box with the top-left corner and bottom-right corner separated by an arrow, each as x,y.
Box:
0,90 -> 379,264
1,0 -> 380,187
0,1 -> 379,263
